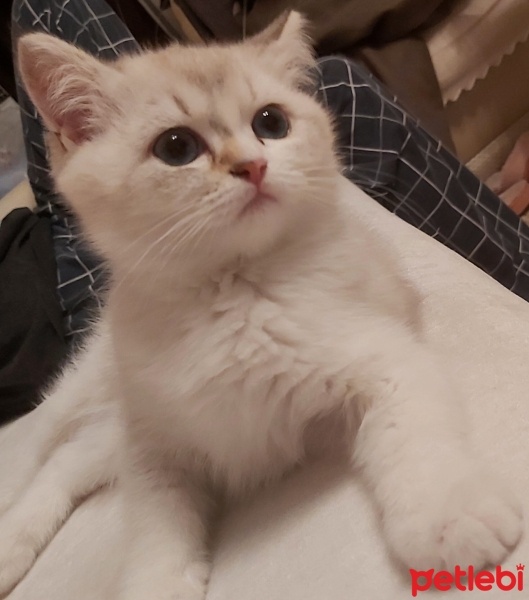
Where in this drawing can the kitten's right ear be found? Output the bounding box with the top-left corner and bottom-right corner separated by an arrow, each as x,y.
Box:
248,11 -> 315,88
17,33 -> 119,145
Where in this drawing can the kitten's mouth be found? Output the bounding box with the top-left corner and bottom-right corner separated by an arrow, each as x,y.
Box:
239,191 -> 277,218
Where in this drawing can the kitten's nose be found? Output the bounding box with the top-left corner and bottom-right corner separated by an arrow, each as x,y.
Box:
230,158 -> 267,187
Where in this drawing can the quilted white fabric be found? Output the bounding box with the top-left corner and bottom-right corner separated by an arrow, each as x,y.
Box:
425,0 -> 529,104
3,177 -> 529,600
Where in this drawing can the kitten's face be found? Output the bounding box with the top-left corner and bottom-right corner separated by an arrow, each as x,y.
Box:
18,13 -> 338,279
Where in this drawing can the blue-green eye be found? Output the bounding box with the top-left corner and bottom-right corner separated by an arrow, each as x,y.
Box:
153,127 -> 203,166
252,105 -> 290,140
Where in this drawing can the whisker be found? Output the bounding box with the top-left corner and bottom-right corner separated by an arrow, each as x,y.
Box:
115,208 -> 193,263
114,211 -> 203,291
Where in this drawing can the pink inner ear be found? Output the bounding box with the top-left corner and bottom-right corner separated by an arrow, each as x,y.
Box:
19,42 -> 104,146
56,107 -> 94,144
27,76 -> 96,145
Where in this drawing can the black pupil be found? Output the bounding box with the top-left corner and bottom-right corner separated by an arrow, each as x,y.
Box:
253,106 -> 288,139
260,109 -> 281,133
153,128 -> 200,166
167,133 -> 188,159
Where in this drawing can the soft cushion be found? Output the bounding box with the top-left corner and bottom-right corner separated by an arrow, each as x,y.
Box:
5,177 -> 529,599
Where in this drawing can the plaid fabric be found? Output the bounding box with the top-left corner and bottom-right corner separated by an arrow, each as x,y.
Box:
316,57 -> 529,294
11,0 -> 529,342
12,0 -> 140,341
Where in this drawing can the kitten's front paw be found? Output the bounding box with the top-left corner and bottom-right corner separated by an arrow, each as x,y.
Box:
385,470 -> 523,570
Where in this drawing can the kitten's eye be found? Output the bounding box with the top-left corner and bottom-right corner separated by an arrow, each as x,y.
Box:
152,128 -> 203,166
252,105 -> 290,140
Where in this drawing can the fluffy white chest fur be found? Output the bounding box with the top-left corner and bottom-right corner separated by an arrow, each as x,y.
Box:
107,187 -> 415,497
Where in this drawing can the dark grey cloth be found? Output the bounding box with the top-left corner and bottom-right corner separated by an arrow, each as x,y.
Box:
0,208 -> 67,424
316,57 -> 529,292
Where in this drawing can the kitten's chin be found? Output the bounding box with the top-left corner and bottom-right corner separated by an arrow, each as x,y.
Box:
238,191 -> 278,219
226,183 -> 334,261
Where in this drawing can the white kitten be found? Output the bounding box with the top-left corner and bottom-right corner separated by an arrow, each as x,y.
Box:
0,11 -> 521,599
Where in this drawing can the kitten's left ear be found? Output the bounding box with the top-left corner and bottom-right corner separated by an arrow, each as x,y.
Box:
17,33 -> 121,146
249,11 -> 315,87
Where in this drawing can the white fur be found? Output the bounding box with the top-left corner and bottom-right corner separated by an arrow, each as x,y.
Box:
1,12 -> 521,599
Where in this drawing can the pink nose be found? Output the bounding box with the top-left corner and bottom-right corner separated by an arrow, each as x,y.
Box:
230,158 -> 267,187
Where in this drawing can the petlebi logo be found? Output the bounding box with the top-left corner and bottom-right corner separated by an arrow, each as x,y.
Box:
410,564 -> 524,596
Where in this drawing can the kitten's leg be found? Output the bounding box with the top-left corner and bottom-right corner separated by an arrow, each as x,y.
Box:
349,326 -> 523,570
0,393 -> 85,518
0,414 -> 119,596
0,404 -> 53,517
0,328 -> 111,517
115,466 -> 211,600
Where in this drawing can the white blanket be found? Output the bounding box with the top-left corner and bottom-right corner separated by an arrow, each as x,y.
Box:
4,177 -> 529,600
